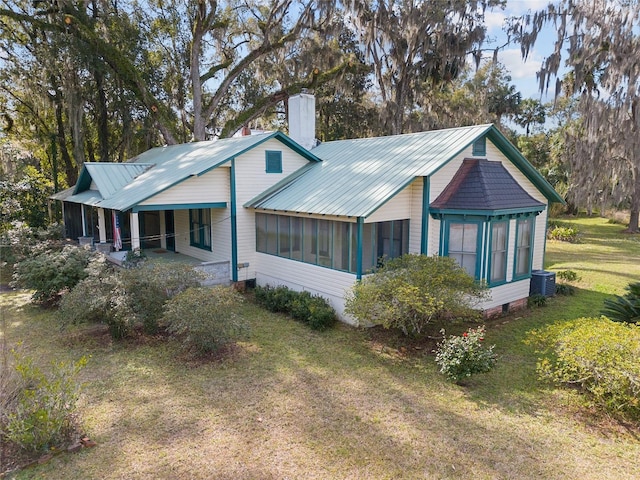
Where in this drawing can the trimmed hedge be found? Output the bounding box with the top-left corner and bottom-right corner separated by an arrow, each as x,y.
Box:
253,285 -> 337,331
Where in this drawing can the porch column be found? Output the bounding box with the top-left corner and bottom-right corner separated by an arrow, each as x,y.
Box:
97,208 -> 107,243
130,212 -> 141,250
159,210 -> 167,249
81,204 -> 87,236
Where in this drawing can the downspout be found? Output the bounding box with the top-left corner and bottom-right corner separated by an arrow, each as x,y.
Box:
230,157 -> 238,282
421,177 -> 430,255
543,207 -> 549,268
356,217 -> 364,280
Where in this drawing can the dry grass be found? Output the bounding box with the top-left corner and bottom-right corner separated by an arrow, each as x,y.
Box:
2,215 -> 640,479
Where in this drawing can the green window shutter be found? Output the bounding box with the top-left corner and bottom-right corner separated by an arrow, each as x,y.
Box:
472,137 -> 486,156
265,150 -> 283,173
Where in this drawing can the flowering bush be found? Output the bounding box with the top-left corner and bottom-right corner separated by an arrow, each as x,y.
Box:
434,325 -> 497,383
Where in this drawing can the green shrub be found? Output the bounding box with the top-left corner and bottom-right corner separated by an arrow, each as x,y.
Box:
601,282 -> 640,324
345,254 -> 488,335
528,294 -> 547,308
1,352 -> 86,452
547,225 -> 579,242
556,269 -> 581,282
58,264 -> 116,326
14,244 -> 98,305
555,283 -> 576,296
164,286 -> 249,355
254,285 -> 297,313
434,325 -> 497,384
254,285 -> 337,330
59,262 -> 203,339
289,291 -> 337,331
528,317 -> 640,420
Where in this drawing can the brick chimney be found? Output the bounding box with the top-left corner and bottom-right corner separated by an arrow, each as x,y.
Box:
288,91 -> 316,150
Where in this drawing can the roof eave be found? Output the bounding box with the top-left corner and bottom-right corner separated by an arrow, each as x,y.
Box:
486,126 -> 565,204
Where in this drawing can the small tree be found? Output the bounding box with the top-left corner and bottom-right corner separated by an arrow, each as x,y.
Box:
345,254 -> 488,335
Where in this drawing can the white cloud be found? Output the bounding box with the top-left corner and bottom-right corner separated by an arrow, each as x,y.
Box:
484,10 -> 506,30
499,48 -> 542,80
503,0 -> 550,16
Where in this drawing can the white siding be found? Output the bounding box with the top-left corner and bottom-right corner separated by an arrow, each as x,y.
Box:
234,138 -> 313,276
211,208 -> 232,263
254,253 -> 358,324
139,168 -> 229,206
172,209 -> 216,262
366,184 -> 413,222
480,280 -> 530,310
408,178 -> 423,254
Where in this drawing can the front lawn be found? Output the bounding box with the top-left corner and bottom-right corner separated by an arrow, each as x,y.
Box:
1,215 -> 639,479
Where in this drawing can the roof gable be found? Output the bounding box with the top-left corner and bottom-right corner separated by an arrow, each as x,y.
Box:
248,124 -> 563,218
63,132 -> 319,212
430,159 -> 545,213
73,163 -> 153,198
248,124 -> 493,217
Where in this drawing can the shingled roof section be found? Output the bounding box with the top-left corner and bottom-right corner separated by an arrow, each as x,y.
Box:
431,159 -> 545,211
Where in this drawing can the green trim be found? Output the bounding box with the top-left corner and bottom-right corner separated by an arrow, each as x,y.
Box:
513,217 -> 535,281
443,220 -> 483,280
230,158 -> 238,282
197,132 -> 320,179
132,202 -> 227,213
428,124 -> 493,178
430,206 -> 544,218
486,126 -> 564,204
487,220 -> 509,287
361,175 -> 417,218
472,137 -> 487,156
421,177 -> 430,255
356,217 -> 364,280
543,209 -> 549,266
188,208 -> 212,251
244,162 -> 317,208
73,167 -> 93,194
265,150 -> 283,173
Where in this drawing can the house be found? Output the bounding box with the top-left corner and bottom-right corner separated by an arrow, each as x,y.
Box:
52,93 -> 563,323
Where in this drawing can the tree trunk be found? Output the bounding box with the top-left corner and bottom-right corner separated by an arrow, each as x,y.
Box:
94,69 -> 110,161
629,165 -> 640,233
52,81 -> 77,185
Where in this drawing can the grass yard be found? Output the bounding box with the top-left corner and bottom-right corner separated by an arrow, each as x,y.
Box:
1,215 -> 640,479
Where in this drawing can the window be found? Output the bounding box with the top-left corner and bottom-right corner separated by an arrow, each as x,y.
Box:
189,208 -> 211,250
254,213 -> 409,274
447,222 -> 480,278
265,150 -> 283,173
377,220 -> 410,262
515,218 -> 534,278
489,222 -> 508,284
472,137 -> 486,156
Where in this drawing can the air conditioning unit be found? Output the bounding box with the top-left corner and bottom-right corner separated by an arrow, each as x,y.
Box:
530,270 -> 556,297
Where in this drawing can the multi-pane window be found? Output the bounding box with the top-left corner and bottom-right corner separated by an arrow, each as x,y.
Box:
515,218 -> 534,277
490,222 -> 508,284
447,222 -> 479,278
255,213 -> 409,273
189,208 -> 211,250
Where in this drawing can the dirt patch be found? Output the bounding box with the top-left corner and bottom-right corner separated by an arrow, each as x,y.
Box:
362,325 -> 441,360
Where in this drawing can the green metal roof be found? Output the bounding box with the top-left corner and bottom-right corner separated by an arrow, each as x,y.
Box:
75,163 -> 152,198
59,131 -> 319,212
248,125 -> 497,217
63,189 -> 103,206
247,124 -> 563,218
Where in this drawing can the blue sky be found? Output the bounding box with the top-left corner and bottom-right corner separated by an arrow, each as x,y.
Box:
485,0 -> 561,102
